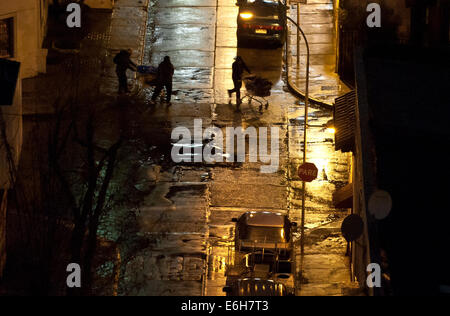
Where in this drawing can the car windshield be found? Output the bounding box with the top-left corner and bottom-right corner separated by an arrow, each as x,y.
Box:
243,226 -> 288,243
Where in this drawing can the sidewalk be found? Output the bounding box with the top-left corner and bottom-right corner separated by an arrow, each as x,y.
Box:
287,0 -> 351,108
101,0 -> 150,97
286,0 -> 363,296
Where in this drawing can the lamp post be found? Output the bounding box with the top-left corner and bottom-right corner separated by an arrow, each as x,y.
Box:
297,4 -> 301,68
286,15 -> 310,256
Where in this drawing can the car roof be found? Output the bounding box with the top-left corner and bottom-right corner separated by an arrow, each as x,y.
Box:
243,212 -> 285,227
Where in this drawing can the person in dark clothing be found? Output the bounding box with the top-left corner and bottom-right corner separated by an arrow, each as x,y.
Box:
113,49 -> 137,94
151,56 -> 175,104
228,56 -> 251,106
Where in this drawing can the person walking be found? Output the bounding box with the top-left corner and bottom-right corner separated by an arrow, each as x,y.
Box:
113,49 -> 137,94
228,56 -> 251,106
151,56 -> 175,105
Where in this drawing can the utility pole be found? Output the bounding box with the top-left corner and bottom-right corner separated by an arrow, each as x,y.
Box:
286,15 -> 310,256
297,4 -> 301,68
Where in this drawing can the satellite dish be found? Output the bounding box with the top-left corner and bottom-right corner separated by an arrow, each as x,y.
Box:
368,190 -> 392,220
341,214 -> 364,242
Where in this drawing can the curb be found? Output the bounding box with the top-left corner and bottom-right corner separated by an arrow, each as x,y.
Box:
286,75 -> 334,111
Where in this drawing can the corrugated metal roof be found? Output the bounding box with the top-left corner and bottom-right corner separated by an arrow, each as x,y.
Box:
334,90 -> 356,152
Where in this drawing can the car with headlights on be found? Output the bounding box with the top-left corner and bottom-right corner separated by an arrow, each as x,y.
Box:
236,0 -> 287,48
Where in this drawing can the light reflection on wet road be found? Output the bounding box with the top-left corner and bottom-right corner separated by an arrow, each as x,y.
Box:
117,0 -> 354,296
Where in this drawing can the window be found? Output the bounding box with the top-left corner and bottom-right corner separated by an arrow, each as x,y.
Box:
243,226 -> 288,243
0,18 -> 14,58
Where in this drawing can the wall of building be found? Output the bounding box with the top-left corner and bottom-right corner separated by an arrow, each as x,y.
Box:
0,0 -> 48,79
0,0 -> 48,277
339,0 -> 411,40
336,0 -> 413,86
351,126 -> 373,294
349,47 -> 385,296
0,77 -> 22,279
0,190 -> 7,279
0,88 -> 22,190
0,0 -> 48,187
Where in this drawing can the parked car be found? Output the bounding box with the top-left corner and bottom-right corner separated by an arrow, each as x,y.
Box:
232,211 -> 296,257
236,0 -> 287,48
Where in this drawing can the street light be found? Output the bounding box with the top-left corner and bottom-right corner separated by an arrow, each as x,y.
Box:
326,127 -> 336,134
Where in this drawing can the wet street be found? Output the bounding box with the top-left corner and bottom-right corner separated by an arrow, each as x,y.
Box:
4,0 -> 447,299
101,0 -> 356,296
